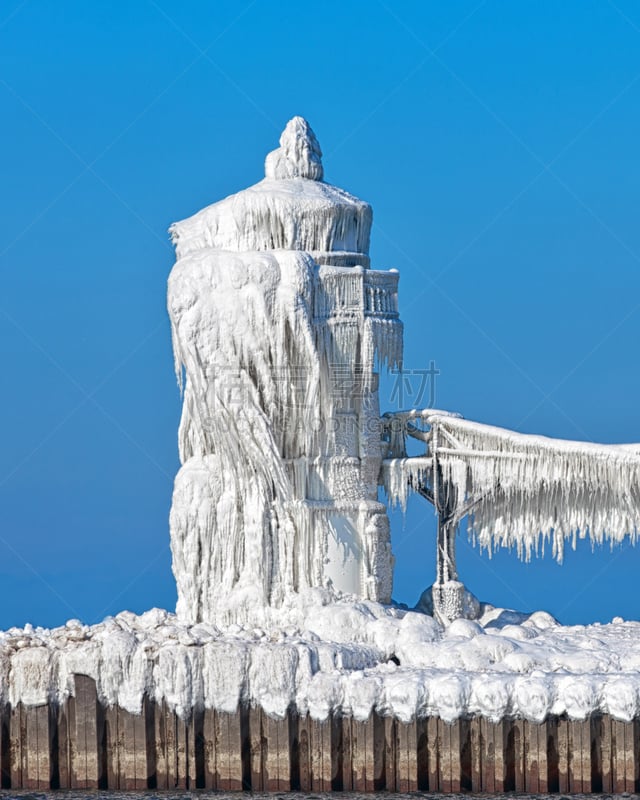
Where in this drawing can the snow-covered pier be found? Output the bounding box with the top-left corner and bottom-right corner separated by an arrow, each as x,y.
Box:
1,676 -> 639,792
2,602 -> 640,793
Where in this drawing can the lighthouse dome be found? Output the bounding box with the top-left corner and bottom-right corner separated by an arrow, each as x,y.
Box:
170,117 -> 372,267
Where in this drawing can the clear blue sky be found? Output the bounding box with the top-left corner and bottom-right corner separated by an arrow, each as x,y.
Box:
2,0 -> 640,629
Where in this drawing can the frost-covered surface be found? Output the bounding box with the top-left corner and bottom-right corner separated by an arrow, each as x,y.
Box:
3,596 -> 640,724
170,118 -> 371,263
382,411 -> 640,562
167,118 -> 401,623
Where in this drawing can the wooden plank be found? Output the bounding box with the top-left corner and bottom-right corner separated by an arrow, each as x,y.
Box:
569,718 -> 591,792
383,716 -> 396,791
352,716 -> 375,791
612,718 -> 622,793
175,712 -> 188,789
539,719 -> 549,792
46,705 -> 58,789
600,714 -> 613,792
8,704 -> 20,789
407,719 -> 418,791
351,718 -> 365,791
1,704 -> 10,789
330,712 -> 342,789
397,719 -> 418,792
67,694 -> 77,789
340,716 -> 352,790
23,705 -> 38,789
153,700 -> 168,789
513,717 -> 525,791
557,716 -> 569,792
195,707 -> 209,790
121,709 -> 135,790
612,718 -> 635,793
24,704 -> 50,789
438,717 -> 452,792
469,717 -> 481,792
297,713 -> 310,791
116,706 -> 127,789
494,719 -> 507,791
415,717 -> 428,791
590,715 -> 603,794
188,709 -> 199,790
373,711 -> 386,790
215,710 -> 229,790
450,717 -> 462,792
72,675 -> 99,789
229,708 -> 244,790
635,718 -> 640,793
310,716 -> 331,791
524,719 -> 539,792
531,719 -> 548,791
623,719 -> 635,792
144,696 -> 156,790
202,708 -> 217,789
581,717 -> 593,793
9,703 -> 24,789
216,710 -> 243,790
366,714 -> 378,791
426,716 -> 439,791
480,717 -> 494,792
568,719 -> 580,792
54,701 -> 70,790
186,709 -> 197,790
96,699 -> 106,790
263,712 -> 290,791
353,713 -> 378,791
396,718 -> 408,792
546,716 -> 559,792
248,706 -> 264,790
164,704 -> 178,789
122,706 -> 148,790
104,706 -> 119,789
460,718 -> 472,791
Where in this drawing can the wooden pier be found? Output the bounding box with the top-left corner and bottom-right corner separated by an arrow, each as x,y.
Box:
1,674 -> 639,792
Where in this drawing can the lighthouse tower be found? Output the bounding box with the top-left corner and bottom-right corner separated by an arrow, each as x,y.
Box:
167,118 -> 403,624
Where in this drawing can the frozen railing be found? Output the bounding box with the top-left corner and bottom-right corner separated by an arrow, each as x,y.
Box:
314,265 -> 399,321
381,408 -> 462,459
380,408 -> 640,625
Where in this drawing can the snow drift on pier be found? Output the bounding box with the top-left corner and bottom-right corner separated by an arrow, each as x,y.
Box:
4,596 -> 640,725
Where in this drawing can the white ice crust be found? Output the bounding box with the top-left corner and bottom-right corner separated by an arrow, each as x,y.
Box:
3,596 -> 640,724
169,118 -> 370,261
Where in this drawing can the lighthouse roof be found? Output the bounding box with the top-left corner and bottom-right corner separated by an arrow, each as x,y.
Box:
170,117 -> 372,266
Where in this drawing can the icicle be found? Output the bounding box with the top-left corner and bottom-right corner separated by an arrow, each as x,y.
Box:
381,411 -> 640,562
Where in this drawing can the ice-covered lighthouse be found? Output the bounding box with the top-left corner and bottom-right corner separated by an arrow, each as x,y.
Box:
167,117 -> 403,624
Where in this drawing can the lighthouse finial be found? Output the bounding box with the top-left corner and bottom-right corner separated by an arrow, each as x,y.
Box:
265,116 -> 323,181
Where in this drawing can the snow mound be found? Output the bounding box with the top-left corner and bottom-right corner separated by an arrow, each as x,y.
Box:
3,596 -> 640,723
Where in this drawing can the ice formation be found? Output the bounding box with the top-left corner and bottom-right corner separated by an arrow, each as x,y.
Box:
168,117 -> 402,624
382,410 -> 640,562
4,599 -> 640,724
5,116 -> 640,729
